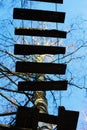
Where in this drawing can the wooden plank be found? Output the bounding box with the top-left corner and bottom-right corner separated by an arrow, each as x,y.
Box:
16,107 -> 58,125
15,107 -> 38,129
38,113 -> 58,124
14,44 -> 66,55
16,106 -> 79,127
30,0 -> 63,4
18,80 -> 68,91
15,28 -> 67,38
16,61 -> 66,74
58,107 -> 79,130
13,8 -> 65,23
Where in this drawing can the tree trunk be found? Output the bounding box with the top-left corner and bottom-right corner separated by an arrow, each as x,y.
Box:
34,75 -> 52,130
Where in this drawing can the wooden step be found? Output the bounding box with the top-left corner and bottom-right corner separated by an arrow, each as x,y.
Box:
16,107 -> 58,127
58,107 -> 79,130
13,8 -> 65,23
16,61 -> 66,74
14,44 -> 66,55
30,0 -> 63,4
18,80 -> 68,91
15,28 -> 67,38
15,107 -> 38,129
16,106 -> 79,129
38,112 -> 58,124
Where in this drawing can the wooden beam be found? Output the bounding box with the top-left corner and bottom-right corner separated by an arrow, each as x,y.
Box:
38,113 -> 58,124
58,107 -> 79,130
16,107 -> 58,125
13,8 -> 65,23
30,0 -> 63,4
15,107 -> 38,130
14,44 -> 66,55
15,106 -> 79,127
18,80 -> 68,91
15,28 -> 67,38
16,61 -> 66,74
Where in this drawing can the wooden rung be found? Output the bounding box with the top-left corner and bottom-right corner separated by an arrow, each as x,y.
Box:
30,0 -> 63,4
16,106 -> 58,125
15,28 -> 67,38
58,107 -> 79,130
15,106 -> 79,127
38,113 -> 58,124
14,44 -> 66,55
13,8 -> 65,23
15,107 -> 38,129
39,109 -> 79,126
16,61 -> 66,74
18,80 -> 68,91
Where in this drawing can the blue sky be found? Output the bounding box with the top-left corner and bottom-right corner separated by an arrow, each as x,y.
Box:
64,0 -> 87,19
0,0 -> 87,21
0,0 -> 87,129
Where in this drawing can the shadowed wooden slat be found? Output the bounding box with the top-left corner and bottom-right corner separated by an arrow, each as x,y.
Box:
30,0 -> 63,4
13,8 -> 65,23
38,113 -> 58,124
14,44 -> 66,55
15,106 -> 79,128
58,107 -> 79,130
15,28 -> 67,38
18,80 -> 68,91
15,107 -> 38,129
16,107 -> 58,126
16,61 -> 66,74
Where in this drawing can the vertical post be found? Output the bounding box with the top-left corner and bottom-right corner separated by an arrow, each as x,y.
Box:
34,74 -> 52,129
